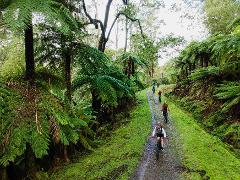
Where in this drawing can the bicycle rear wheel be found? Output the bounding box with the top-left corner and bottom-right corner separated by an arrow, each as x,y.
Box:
156,139 -> 163,160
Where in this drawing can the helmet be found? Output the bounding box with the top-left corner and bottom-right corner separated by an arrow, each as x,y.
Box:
156,121 -> 162,126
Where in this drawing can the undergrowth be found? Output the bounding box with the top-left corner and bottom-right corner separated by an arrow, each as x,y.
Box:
50,90 -> 151,179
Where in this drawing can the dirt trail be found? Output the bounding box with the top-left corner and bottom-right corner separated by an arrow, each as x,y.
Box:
132,91 -> 183,180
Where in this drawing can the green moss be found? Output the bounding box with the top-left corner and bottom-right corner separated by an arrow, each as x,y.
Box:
50,90 -> 151,179
167,99 -> 240,179
182,172 -> 202,180
223,123 -> 240,149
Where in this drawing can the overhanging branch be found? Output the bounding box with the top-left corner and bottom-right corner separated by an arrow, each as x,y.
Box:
106,13 -> 120,40
122,0 -> 128,5
120,13 -> 145,39
82,0 -> 104,33
106,12 -> 145,41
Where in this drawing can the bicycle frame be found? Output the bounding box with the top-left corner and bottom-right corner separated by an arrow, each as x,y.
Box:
155,137 -> 164,160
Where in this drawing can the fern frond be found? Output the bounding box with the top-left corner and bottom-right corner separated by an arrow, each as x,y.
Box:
214,81 -> 240,112
2,0 -> 82,35
222,97 -> 240,112
188,66 -> 221,81
79,133 -> 93,151
72,75 -> 93,91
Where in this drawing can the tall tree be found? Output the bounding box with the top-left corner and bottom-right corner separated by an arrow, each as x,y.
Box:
24,16 -> 35,84
81,0 -> 144,52
81,0 -> 144,116
1,0 -> 79,84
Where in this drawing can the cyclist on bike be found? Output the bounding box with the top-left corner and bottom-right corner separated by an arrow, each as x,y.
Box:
152,84 -> 156,94
162,102 -> 169,123
151,122 -> 167,149
158,90 -> 162,103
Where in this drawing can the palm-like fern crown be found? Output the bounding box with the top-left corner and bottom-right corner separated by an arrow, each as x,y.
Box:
1,0 -> 81,35
175,33 -> 240,80
174,32 -> 240,113
73,45 -> 133,108
115,52 -> 147,67
35,22 -> 84,70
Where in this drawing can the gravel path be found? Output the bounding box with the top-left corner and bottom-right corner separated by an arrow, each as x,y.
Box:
132,91 -> 183,180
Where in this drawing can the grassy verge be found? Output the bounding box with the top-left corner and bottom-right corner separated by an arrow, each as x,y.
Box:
167,99 -> 240,179
50,90 -> 151,179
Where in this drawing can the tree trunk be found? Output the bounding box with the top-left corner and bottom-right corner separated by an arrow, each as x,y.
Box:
98,34 -> 106,52
25,20 -> 35,85
64,49 -> 72,102
0,167 -> 8,180
201,57 -> 204,68
63,49 -> 72,162
124,18 -> 128,52
193,61 -> 196,70
92,90 -> 101,118
124,60 -> 127,75
97,0 -> 113,52
25,143 -> 36,179
205,56 -> 209,67
63,145 -> 70,162
128,58 -> 131,78
131,59 -> 135,76
115,15 -> 119,57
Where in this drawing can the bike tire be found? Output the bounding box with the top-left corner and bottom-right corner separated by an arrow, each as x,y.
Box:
156,139 -> 163,160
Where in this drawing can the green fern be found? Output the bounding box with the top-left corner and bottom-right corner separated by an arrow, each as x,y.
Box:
73,74 -> 132,108
73,45 -> 133,108
215,81 -> 240,112
0,83 -> 51,166
189,66 -> 221,81
42,88 -> 95,148
0,79 -> 95,166
2,0 -> 81,35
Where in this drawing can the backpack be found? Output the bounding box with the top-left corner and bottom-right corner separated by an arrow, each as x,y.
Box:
156,127 -> 164,137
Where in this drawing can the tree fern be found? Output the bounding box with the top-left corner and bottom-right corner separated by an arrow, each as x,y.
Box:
40,89 -> 95,150
215,81 -> 240,112
0,80 -> 95,166
211,34 -> 240,67
1,0 -> 80,35
115,52 -> 147,67
175,33 -> 240,81
188,66 -> 221,81
73,74 -> 132,108
0,83 -> 51,166
73,44 -> 133,108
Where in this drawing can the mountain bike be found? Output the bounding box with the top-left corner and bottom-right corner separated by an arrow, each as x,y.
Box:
155,137 -> 164,160
150,136 -> 164,160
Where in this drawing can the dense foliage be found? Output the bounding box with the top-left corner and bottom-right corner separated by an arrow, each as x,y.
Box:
50,90 -> 151,179
0,0 -> 166,179
204,0 -> 240,34
1,0 -> 239,179
164,0 -> 240,152
167,28 -> 240,152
